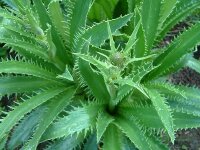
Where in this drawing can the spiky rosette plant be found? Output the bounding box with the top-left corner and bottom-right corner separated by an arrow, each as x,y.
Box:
1,0 -> 200,149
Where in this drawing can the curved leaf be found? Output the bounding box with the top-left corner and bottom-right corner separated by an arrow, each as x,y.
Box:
84,134 -> 98,150
41,103 -> 103,142
187,56 -> 200,74
96,111 -> 114,142
147,135 -> 169,150
103,124 -> 123,150
159,0 -> 200,40
33,0 -> 69,64
145,89 -> 175,143
48,1 -> 67,43
114,116 -> 151,150
45,133 -> 85,150
119,105 -> 200,130
7,106 -> 47,150
23,88 -> 75,150
79,14 -> 133,48
78,41 -> 110,102
67,0 -> 93,48
0,37 -> 49,60
158,0 -> 177,29
151,22 -> 200,79
89,0 -> 118,20
0,60 -> 59,83
142,0 -> 162,49
0,76 -> 60,95
0,87 -> 66,141
1,0 -> 16,8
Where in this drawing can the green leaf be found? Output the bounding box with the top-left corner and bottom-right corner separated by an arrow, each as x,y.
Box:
56,66 -> 74,82
146,135 -> 169,150
0,136 -> 7,150
115,85 -> 133,105
142,0 -> 162,49
48,1 -> 68,43
124,19 -> 141,53
0,76 -> 59,95
133,7 -> 146,58
0,37 -> 49,61
33,0 -> 51,30
1,0 -> 16,8
158,0 -> 177,29
89,45 -> 110,60
145,89 -> 175,143
75,53 -> 109,75
23,88 -> 75,150
84,134 -> 98,150
68,0 -> 93,48
0,26 -> 59,71
103,124 -> 123,150
113,0 -> 128,18
126,0 -> 141,13
107,22 -> 116,52
96,111 -> 114,142
33,0 -> 69,64
124,54 -> 156,69
158,0 -> 200,40
13,0 -> 30,10
168,98 -> 200,117
0,60 -> 59,83
179,86 -> 200,105
79,14 -> 133,48
88,0 -> 119,20
0,47 -> 6,57
151,54 -> 189,78
186,56 -> 200,74
125,0 -> 142,35
151,22 -> 200,79
1,22 -> 42,42
119,104 -> 164,129
168,86 -> 200,116
121,136 -> 137,150
88,2 -> 107,21
78,42 -> 110,102
0,8 -> 23,24
114,116 -> 151,150
7,106 -> 47,150
173,112 -> 200,129
41,103 -> 103,142
45,25 -> 60,67
78,58 -> 110,102
117,78 -> 148,98
45,133 -> 85,150
19,48 -> 62,73
133,62 -> 156,82
119,105 -> 200,130
146,82 -> 186,99
0,87 -> 66,141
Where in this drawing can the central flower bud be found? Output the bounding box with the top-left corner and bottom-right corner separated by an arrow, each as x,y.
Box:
110,52 -> 125,67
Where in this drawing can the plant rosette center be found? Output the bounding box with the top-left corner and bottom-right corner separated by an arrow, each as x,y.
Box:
109,51 -> 126,67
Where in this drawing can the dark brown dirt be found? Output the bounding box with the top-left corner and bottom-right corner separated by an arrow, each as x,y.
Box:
171,129 -> 200,150
170,67 -> 200,88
